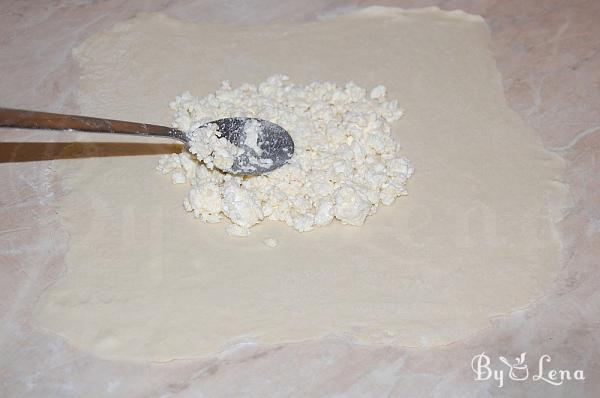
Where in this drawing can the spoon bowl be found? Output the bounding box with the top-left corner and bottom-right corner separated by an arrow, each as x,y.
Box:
212,117 -> 294,175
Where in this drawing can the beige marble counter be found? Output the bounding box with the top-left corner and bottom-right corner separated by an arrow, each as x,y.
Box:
1,1 -> 598,396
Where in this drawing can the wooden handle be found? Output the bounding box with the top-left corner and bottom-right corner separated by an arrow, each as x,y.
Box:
0,107 -> 185,142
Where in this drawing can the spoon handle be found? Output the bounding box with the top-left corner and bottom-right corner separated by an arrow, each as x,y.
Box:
0,107 -> 186,142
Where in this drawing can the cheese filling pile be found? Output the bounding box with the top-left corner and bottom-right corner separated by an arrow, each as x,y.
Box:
157,75 -> 414,236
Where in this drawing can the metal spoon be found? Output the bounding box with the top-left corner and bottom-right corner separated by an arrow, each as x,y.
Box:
0,108 -> 294,175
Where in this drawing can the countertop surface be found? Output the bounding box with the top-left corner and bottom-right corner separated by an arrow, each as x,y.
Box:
1,1 -> 599,397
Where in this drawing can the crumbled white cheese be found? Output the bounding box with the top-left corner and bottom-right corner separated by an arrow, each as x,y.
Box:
186,123 -> 243,172
263,238 -> 278,248
243,119 -> 263,156
157,75 -> 414,236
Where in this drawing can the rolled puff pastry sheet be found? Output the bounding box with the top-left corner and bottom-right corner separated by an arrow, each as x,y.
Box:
33,7 -> 569,361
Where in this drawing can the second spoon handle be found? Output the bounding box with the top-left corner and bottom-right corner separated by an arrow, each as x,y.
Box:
0,107 -> 186,142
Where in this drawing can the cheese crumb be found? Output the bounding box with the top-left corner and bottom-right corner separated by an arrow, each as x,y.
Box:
243,119 -> 263,156
157,75 -> 414,236
186,123 -> 243,172
263,238 -> 278,248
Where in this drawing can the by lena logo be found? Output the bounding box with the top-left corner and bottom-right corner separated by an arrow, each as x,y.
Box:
471,352 -> 585,388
